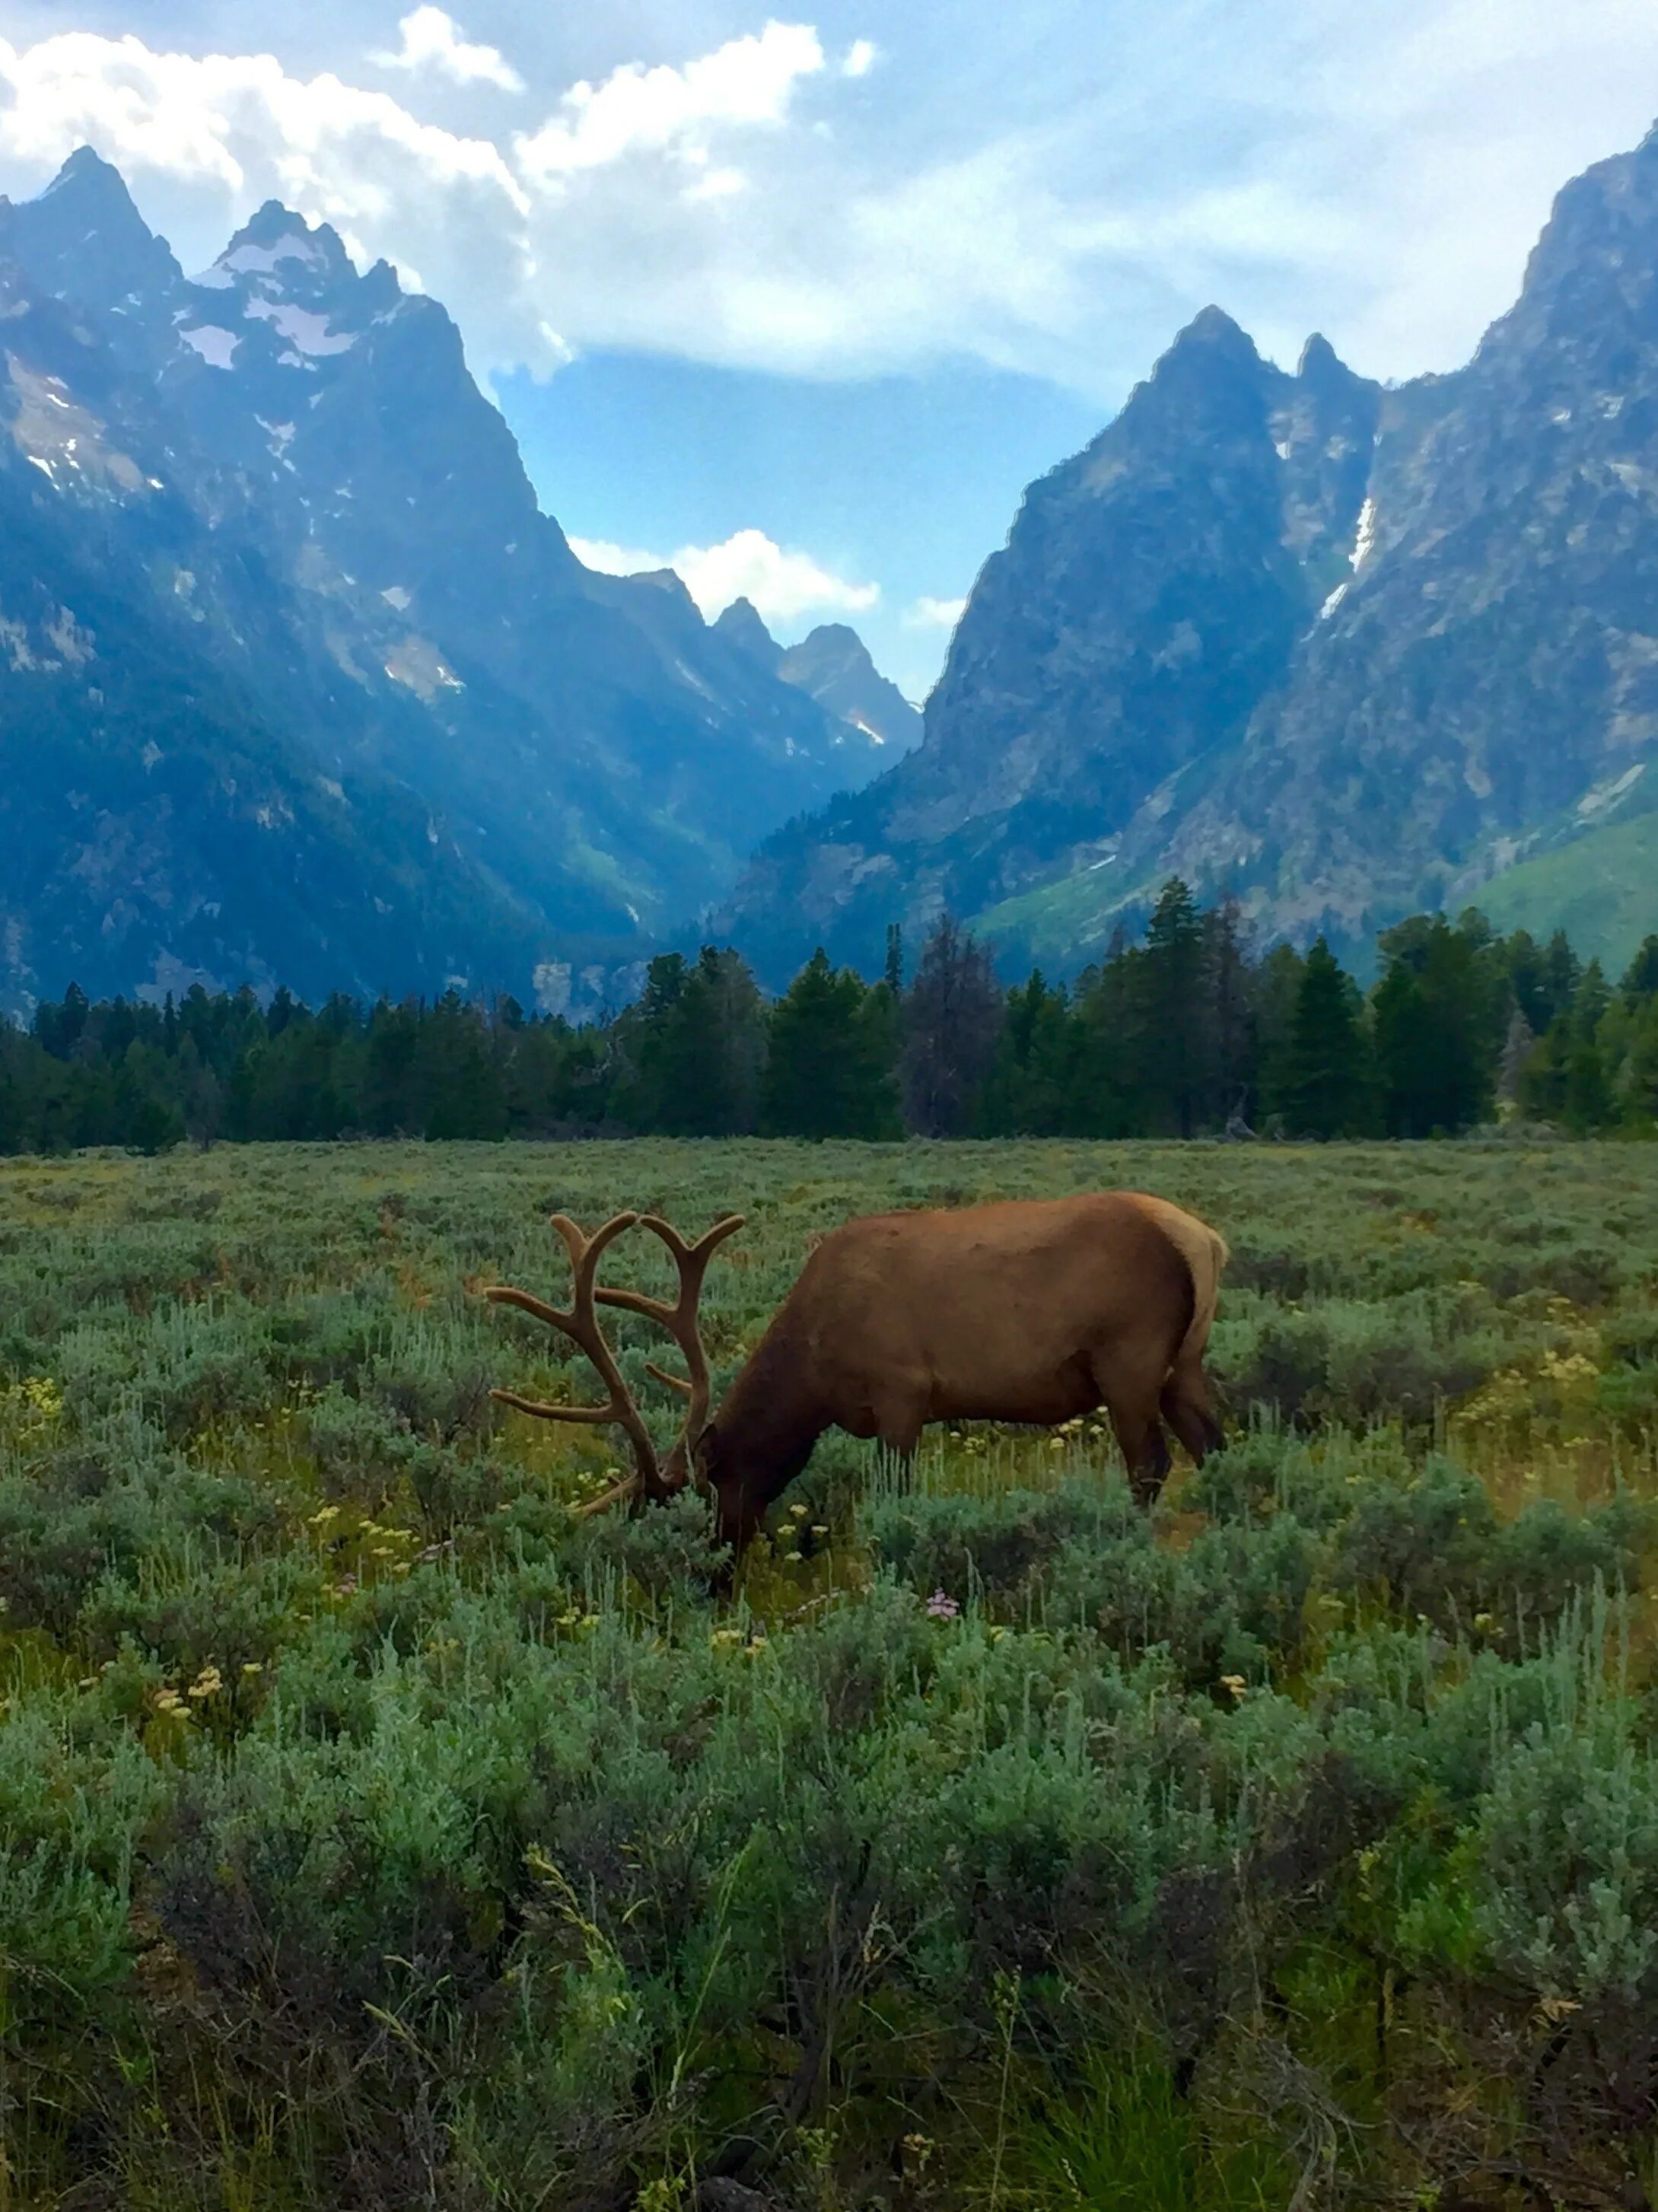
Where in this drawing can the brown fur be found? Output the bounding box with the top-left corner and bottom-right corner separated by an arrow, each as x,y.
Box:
697,1190 -> 1228,1550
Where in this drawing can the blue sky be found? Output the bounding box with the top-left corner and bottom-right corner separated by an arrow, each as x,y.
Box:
5,2 -> 1658,695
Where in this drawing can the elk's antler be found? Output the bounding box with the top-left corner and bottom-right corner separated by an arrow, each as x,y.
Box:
482,1211 -> 668,1504
482,1210 -> 746,1521
594,1214 -> 746,1498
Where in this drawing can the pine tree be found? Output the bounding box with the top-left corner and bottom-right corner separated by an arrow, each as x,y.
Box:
1281,937 -> 1371,1137
1137,878 -> 1210,1135
1251,942 -> 1306,1131
1065,950 -> 1140,1138
617,948 -> 764,1135
980,971 -> 1077,1135
1204,895 -> 1257,1127
884,924 -> 905,996
1621,935 -> 1658,1002
1373,915 -> 1500,1135
1561,961 -> 1615,1132
764,951 -> 897,1138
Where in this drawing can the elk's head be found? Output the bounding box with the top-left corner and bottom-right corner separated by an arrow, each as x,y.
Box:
481,1210 -> 744,1520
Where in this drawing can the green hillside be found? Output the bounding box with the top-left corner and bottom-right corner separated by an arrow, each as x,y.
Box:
1476,809 -> 1658,974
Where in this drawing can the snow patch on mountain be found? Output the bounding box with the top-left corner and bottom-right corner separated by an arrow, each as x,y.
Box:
243,299 -> 358,357
180,324 -> 240,368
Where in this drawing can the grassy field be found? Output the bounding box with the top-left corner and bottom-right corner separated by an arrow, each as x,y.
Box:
3,1137 -> 1658,2210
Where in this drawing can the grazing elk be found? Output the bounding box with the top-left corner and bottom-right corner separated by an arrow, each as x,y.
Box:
483,1192 -> 1227,1554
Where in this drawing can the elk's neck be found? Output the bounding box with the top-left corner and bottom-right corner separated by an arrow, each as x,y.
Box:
709,1322 -> 826,1501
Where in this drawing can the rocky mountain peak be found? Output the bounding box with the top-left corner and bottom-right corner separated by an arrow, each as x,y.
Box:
1296,331 -> 1346,387
200,203 -> 377,325
8,146 -> 181,323
713,597 -> 783,670
775,623 -> 922,756
1156,304 -> 1262,384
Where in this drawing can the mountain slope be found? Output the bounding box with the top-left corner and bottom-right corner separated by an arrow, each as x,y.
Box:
721,123 -> 1658,978
0,151 -> 858,1010
719,315 -> 1380,975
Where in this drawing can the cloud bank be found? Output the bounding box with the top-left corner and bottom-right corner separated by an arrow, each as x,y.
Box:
570,528 -> 878,625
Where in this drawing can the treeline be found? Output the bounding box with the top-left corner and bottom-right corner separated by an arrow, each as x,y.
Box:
3,884 -> 1656,1152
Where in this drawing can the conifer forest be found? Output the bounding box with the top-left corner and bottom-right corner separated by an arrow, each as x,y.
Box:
5,887 -> 1658,1156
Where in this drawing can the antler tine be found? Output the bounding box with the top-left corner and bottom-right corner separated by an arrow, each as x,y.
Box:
483,1209 -> 666,1512
594,1214 -> 746,1482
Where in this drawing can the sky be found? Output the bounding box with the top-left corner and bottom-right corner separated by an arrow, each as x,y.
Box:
3,5 -> 1658,696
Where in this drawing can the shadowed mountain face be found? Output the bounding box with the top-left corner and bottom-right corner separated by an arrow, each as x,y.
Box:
719,123 -> 1658,982
0,152 -> 887,1011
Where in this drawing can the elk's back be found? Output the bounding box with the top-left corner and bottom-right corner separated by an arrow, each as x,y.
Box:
794,1192 -> 1212,1419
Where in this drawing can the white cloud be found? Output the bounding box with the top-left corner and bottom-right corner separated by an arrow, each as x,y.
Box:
514,23 -> 824,184
570,528 -> 878,624
905,594 -> 967,629
842,40 -> 879,78
372,8 -> 523,94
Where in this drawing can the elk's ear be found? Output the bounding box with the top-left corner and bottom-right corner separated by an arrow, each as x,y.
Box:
695,1423 -> 722,1476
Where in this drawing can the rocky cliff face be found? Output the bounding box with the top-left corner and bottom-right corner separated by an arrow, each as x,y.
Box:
0,152 -> 860,1010
714,599 -> 921,757
720,124 -> 1658,979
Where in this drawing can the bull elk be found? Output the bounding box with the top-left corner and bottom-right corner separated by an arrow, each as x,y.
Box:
483,1192 -> 1228,1553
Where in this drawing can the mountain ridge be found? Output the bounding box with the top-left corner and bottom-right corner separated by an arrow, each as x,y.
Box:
718,122 -> 1658,981
0,151 -> 907,1012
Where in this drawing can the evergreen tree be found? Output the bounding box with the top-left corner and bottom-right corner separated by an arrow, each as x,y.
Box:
1561,961 -> 1615,1132
416,995 -> 508,1141
1622,992 -> 1658,1126
1373,915 -> 1501,1135
764,952 -> 898,1138
1281,937 -> 1371,1137
980,971 -> 1077,1135
1203,895 -> 1257,1127
1066,950 -> 1141,1138
1252,942 -> 1306,1131
363,1001 -> 421,1137
883,924 -> 905,996
1136,878 -> 1210,1135
1621,935 -> 1658,1002
899,915 -> 1003,1136
616,947 -> 764,1135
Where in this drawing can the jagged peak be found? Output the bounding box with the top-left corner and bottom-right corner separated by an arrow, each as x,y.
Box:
794,622 -> 870,660
31,146 -> 160,246
214,202 -> 357,287
1171,303 -> 1254,354
1143,305 -> 1265,396
713,596 -> 783,666
39,145 -> 131,202
14,145 -> 181,304
1297,331 -> 1344,380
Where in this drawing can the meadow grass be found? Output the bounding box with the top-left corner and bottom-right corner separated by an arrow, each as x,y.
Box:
1,1136 -> 1656,2209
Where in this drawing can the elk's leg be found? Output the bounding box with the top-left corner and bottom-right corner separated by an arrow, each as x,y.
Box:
1090,1348 -> 1173,1507
870,1393 -> 926,1492
1116,1414 -> 1171,1506
713,1478 -> 767,1558
1160,1355 -> 1225,1462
